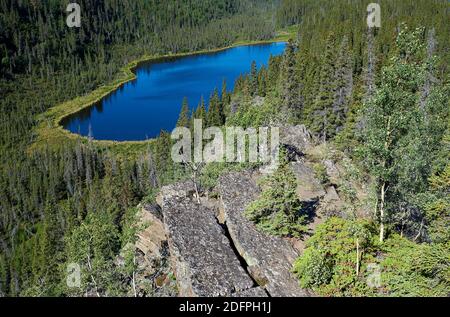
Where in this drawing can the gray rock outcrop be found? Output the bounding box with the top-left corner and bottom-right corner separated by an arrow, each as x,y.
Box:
136,204 -> 166,260
280,125 -> 314,154
217,171 -> 311,297
320,186 -> 344,217
158,181 -> 261,297
147,124 -> 370,297
232,287 -> 268,297
290,161 -> 326,201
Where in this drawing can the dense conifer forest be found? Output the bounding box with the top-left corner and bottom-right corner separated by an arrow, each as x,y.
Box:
0,0 -> 448,297
0,0 -> 279,296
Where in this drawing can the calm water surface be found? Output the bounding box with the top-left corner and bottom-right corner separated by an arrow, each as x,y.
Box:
63,42 -> 286,141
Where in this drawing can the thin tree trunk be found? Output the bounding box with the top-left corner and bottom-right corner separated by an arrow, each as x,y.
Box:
87,254 -> 100,297
132,253 -> 137,297
414,219 -> 424,242
379,182 -> 386,243
379,117 -> 391,244
194,181 -> 201,204
356,238 -> 360,276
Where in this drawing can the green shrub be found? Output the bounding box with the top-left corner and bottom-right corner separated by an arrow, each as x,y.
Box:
381,236 -> 450,297
293,248 -> 333,288
293,217 -> 378,296
245,155 -> 306,238
313,162 -> 330,186
294,217 -> 450,297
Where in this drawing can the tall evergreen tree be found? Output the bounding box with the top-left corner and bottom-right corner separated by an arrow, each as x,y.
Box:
207,89 -> 224,126
258,66 -> 268,97
250,60 -> 258,96
307,34 -> 337,141
153,130 -> 173,182
221,79 -> 230,106
267,54 -> 281,92
281,39 -> 300,115
177,97 -> 190,128
196,96 -> 207,117
331,36 -> 353,135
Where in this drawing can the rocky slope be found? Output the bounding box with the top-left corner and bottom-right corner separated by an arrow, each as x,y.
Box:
217,171 -> 311,297
134,125 -> 370,297
156,181 -> 266,297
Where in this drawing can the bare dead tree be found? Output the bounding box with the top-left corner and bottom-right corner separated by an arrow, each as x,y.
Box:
184,161 -> 205,204
147,148 -> 159,189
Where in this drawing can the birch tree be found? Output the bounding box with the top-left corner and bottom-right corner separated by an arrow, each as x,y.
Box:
360,26 -> 429,243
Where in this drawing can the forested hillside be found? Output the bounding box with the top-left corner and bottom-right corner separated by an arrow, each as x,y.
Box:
0,0 -> 449,297
205,0 -> 449,296
0,0 -> 280,296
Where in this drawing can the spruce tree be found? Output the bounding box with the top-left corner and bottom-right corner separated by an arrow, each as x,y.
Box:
177,97 -> 190,128
258,67 -> 268,97
221,79 -> 230,106
281,39 -> 300,115
198,95 -> 207,120
267,54 -> 281,92
153,130 -> 173,182
245,153 -> 306,238
331,36 -> 353,135
250,60 -> 258,96
307,33 -> 337,141
207,89 -> 223,127
190,96 -> 207,132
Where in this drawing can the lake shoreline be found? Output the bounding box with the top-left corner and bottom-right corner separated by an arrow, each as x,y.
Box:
32,33 -> 294,155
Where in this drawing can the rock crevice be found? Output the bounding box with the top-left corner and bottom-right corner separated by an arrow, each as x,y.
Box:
217,171 -> 311,297
155,168 -> 313,297
157,181 -> 266,297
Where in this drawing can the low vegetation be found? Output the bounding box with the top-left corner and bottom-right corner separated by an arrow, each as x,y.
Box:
245,155 -> 307,238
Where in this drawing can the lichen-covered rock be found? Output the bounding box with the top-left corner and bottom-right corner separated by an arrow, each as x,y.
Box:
159,182 -> 258,297
156,181 -> 195,207
232,287 -> 268,297
280,125 -> 314,154
290,161 -> 326,201
323,159 -> 341,182
136,204 -> 167,260
217,171 -> 311,297
320,186 -> 344,217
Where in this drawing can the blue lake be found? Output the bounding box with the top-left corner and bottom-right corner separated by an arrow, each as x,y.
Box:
62,42 -> 287,141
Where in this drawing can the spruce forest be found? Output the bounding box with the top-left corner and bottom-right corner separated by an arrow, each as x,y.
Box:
0,0 -> 449,298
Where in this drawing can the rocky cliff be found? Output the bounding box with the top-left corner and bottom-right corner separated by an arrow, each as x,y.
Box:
217,171 -> 311,297
157,181 -> 266,297
135,125 -> 370,297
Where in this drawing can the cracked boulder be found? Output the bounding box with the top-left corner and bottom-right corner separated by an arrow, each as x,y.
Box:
319,186 -> 344,217
280,125 -> 314,154
290,161 -> 326,202
217,171 -> 311,297
158,181 -> 259,297
136,204 -> 166,260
